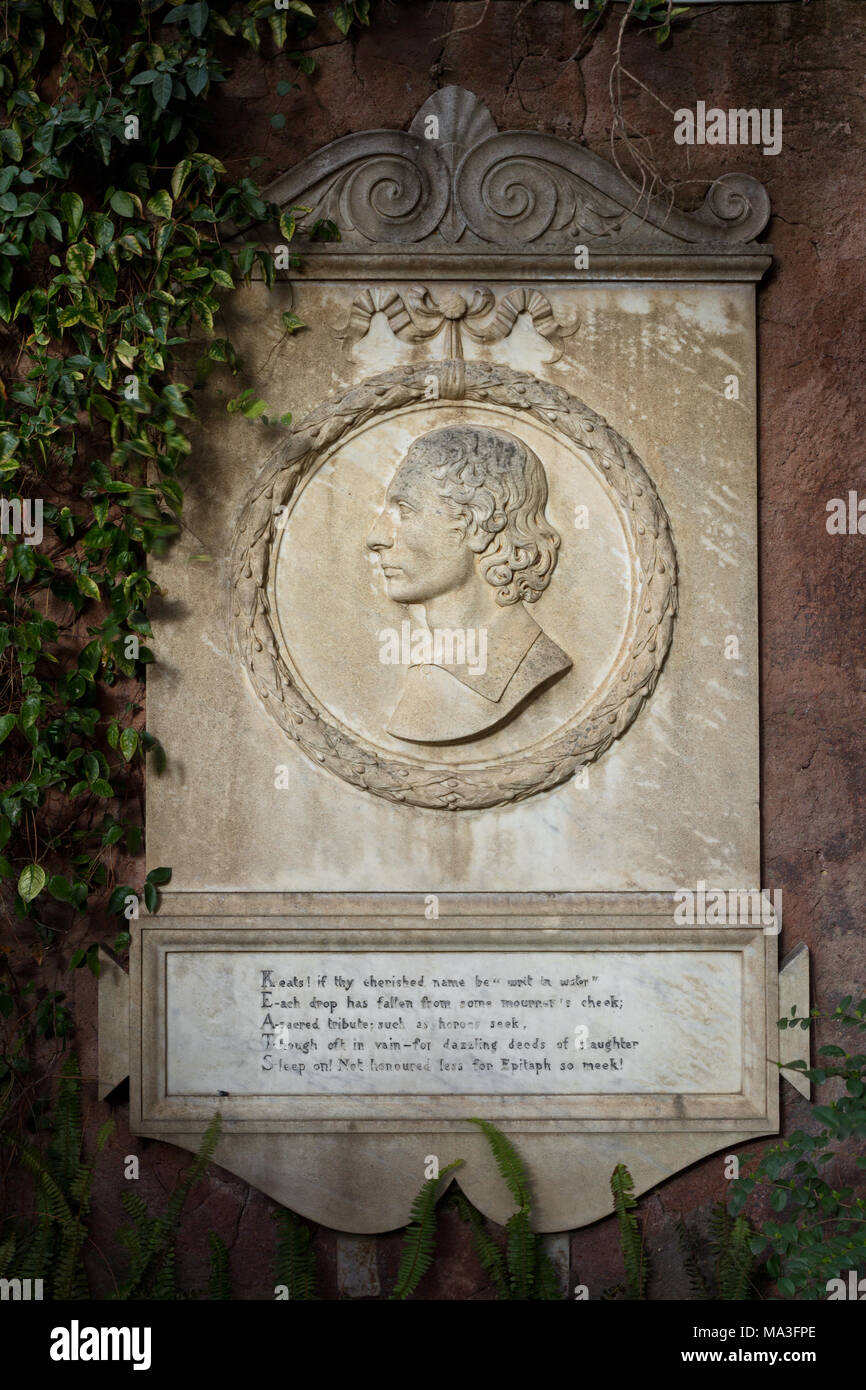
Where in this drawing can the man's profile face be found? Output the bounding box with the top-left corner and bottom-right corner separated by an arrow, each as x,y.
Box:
366,459 -> 475,605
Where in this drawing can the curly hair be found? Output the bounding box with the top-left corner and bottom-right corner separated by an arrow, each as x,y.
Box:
401,425 -> 561,605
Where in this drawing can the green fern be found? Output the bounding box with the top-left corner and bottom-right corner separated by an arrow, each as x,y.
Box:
0,1053 -> 113,1299
449,1188 -> 510,1298
709,1201 -> 756,1300
272,1208 -> 318,1300
675,1217 -> 711,1298
114,1112 -> 221,1299
207,1231 -> 231,1299
441,1123 -> 561,1300
469,1118 -> 529,1210
391,1160 -> 464,1300
610,1163 -> 648,1299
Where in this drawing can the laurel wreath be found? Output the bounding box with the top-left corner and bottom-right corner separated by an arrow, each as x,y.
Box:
229,361 -> 678,811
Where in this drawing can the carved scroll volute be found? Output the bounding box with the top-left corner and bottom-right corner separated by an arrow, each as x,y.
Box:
338,133 -> 450,244
455,130 -> 771,246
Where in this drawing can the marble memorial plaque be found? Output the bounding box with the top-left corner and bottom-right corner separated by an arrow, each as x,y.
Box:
106,88 -> 806,1230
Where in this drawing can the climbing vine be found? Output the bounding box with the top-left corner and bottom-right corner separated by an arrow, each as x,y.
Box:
0,0 -> 372,1120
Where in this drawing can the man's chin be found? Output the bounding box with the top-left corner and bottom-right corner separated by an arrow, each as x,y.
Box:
385,581 -> 422,604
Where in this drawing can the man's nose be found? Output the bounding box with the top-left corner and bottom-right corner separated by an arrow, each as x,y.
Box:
366,511 -> 391,552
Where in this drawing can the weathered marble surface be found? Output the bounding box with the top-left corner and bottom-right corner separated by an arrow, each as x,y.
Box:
148,280 -> 760,891
127,89 -> 780,1235
164,948 -> 742,1097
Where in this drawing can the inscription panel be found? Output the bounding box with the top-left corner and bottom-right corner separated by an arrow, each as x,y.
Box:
166,948 -> 741,1096
134,918 -> 775,1131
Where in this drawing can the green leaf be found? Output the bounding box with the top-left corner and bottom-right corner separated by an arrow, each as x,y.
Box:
91,778 -> 114,798
18,864 -> 46,903
143,880 -> 158,913
188,1 -> 208,37
76,572 -> 101,601
119,726 -> 139,762
0,129 -> 23,162
20,696 -> 40,728
187,65 -> 209,97
153,72 -> 173,110
147,190 -> 173,220
0,713 -> 16,745
59,191 -> 84,235
171,159 -> 192,200
48,875 -> 74,903
146,866 -> 172,886
66,241 -> 96,279
110,190 -> 136,217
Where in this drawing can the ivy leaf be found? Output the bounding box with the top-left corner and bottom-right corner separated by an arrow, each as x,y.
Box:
0,713 -> 16,745
146,866 -> 172,886
333,3 -> 354,34
171,158 -> 192,200
60,191 -> 84,235
76,572 -> 101,601
18,864 -> 46,904
0,129 -> 23,162
119,726 -> 139,762
189,1 -> 208,36
187,65 -> 209,96
110,190 -> 136,217
20,696 -> 40,728
66,241 -> 96,279
153,72 -> 173,110
143,880 -> 158,913
147,190 -> 173,220
48,875 -> 74,903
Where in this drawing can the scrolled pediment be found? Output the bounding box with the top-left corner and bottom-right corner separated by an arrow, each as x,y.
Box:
261,85 -> 770,256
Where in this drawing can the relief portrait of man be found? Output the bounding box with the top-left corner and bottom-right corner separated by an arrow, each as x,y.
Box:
366,424 -> 572,744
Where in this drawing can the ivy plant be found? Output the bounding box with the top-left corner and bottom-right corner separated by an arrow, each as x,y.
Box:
0,0 -> 365,1113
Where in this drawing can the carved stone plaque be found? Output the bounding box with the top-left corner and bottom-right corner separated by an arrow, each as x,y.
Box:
108,89 -> 803,1232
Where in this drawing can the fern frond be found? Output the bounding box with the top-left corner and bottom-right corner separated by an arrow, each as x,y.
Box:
206,1231 -> 231,1299
469,1119 -> 529,1211
151,1247 -> 177,1301
674,1217 -> 711,1299
54,1054 -> 83,1191
391,1160 -> 464,1300
711,1203 -> 756,1300
115,1115 -> 221,1299
610,1163 -> 648,1299
272,1208 -> 317,1300
449,1189 -> 509,1298
505,1208 -> 537,1300
6,1139 -> 75,1227
156,1113 -> 221,1245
